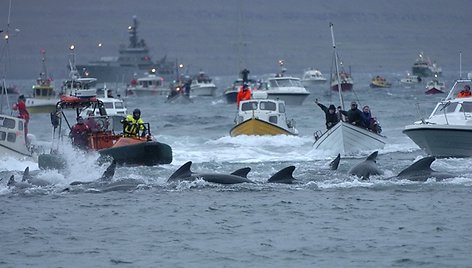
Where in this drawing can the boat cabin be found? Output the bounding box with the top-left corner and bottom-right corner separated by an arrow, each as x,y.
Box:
425,79 -> 472,125
266,77 -> 304,89
62,77 -> 98,98
236,93 -> 290,127
136,75 -> 164,88
0,115 -> 30,156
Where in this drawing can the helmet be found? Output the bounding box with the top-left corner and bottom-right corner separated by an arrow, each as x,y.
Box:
133,108 -> 141,119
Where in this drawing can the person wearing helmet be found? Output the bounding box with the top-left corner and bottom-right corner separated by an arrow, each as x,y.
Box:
121,108 -> 146,137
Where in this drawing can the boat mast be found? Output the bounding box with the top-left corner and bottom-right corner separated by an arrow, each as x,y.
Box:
329,23 -> 344,110
1,0 -> 13,113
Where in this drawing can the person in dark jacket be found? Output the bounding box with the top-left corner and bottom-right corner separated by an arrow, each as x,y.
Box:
315,99 -> 339,130
340,101 -> 365,127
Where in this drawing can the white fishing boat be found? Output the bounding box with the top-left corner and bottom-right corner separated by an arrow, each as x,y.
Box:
190,71 -> 217,97
424,76 -> 446,95
80,90 -> 127,117
126,72 -> 168,96
301,68 -> 327,87
313,23 -> 386,155
25,50 -> 58,113
259,76 -> 310,105
230,91 -> 298,136
61,47 -> 98,98
400,73 -> 422,88
403,79 -> 472,157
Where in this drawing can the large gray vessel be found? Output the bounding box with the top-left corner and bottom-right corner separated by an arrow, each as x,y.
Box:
76,16 -> 175,84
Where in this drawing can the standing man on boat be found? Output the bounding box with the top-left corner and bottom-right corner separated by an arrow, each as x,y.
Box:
241,68 -> 250,84
70,116 -> 91,150
314,99 -> 339,130
121,108 -> 146,137
12,95 -> 30,143
236,83 -> 252,108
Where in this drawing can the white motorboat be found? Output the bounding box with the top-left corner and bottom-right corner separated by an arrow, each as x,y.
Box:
80,91 -> 127,117
403,79 -> 472,157
412,51 -> 442,77
25,50 -> 58,113
400,73 -> 422,88
126,73 -> 168,96
230,91 -> 298,136
313,23 -> 386,155
301,68 -> 327,87
190,72 -> 217,97
259,76 -> 310,105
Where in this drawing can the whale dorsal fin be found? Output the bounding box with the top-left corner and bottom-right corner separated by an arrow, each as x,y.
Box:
330,154 -> 341,170
267,166 -> 296,184
22,167 -> 30,182
231,167 -> 251,178
366,151 -> 378,161
168,161 -> 193,181
7,175 -> 15,187
397,157 -> 435,177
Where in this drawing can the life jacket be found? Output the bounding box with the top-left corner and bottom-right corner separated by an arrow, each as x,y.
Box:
123,114 -> 145,137
236,87 -> 252,107
457,90 -> 472,98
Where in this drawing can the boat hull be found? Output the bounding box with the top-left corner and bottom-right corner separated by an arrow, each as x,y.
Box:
330,82 -> 353,92
224,89 -> 238,104
301,79 -> 327,88
230,118 -> 296,137
191,85 -> 217,97
128,88 -> 168,97
403,124 -> 472,157
313,122 -> 386,155
265,92 -> 309,105
99,141 -> 172,166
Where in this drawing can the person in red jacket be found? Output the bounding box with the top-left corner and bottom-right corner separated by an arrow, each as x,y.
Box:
69,117 -> 91,150
12,95 -> 30,142
236,84 -> 252,107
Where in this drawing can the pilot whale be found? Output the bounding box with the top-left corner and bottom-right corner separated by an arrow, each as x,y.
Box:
395,156 -> 453,182
348,151 -> 383,180
168,161 -> 297,184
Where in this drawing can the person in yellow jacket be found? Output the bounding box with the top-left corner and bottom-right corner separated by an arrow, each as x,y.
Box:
121,108 -> 146,137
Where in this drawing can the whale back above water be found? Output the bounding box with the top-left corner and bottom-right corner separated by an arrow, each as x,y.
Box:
348,151 -> 383,180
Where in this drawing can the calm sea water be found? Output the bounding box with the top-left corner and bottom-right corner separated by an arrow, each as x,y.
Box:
1,73 -> 472,267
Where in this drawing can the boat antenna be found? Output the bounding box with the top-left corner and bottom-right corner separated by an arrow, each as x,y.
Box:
459,51 -> 462,79
329,22 -> 344,110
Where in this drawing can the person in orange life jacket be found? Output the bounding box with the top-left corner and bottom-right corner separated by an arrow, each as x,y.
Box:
69,116 -> 91,149
457,85 -> 472,98
12,95 -> 30,142
236,83 -> 252,107
314,99 -> 339,130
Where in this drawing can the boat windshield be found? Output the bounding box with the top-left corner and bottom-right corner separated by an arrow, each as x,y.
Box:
114,102 -> 124,109
241,101 -> 258,111
459,102 -> 472,113
0,116 -> 16,129
270,79 -> 302,88
433,102 -> 458,116
259,101 -> 277,111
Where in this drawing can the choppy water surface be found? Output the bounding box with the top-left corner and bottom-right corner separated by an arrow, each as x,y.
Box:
1,73 -> 472,267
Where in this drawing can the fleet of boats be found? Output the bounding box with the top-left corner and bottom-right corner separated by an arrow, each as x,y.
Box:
403,79 -> 472,157
230,91 -> 298,137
